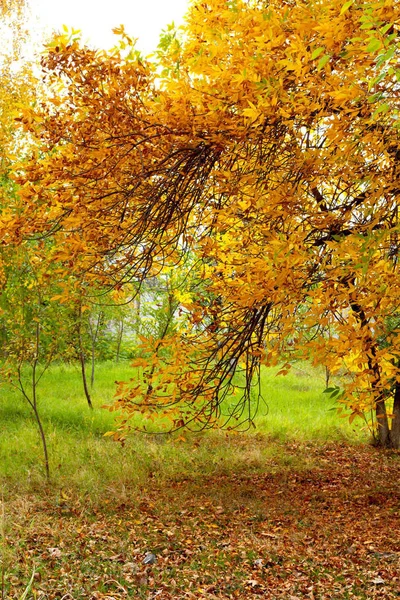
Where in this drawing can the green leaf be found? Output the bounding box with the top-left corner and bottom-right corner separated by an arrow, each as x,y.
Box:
311,47 -> 325,59
372,103 -> 390,119
366,38 -> 383,53
317,54 -> 331,70
368,92 -> 383,103
340,0 -> 354,15
368,71 -> 387,90
380,22 -> 393,35
380,46 -> 395,64
360,22 -> 374,30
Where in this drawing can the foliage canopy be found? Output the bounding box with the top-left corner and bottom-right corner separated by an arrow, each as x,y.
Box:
7,0 -> 400,446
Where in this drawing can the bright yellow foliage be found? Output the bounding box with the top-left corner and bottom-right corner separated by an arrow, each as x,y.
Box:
8,0 -> 400,445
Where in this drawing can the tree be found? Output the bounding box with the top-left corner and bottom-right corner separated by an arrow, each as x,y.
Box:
0,0 -> 58,478
0,242 -> 68,480
11,0 -> 400,446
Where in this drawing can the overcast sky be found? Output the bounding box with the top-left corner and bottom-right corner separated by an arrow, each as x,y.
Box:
29,0 -> 191,55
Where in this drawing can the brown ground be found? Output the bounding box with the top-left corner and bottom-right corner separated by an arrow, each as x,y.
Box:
3,442 -> 400,599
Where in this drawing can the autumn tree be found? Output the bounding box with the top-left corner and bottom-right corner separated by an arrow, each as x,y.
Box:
0,243 -> 69,480
0,0 -> 77,478
11,0 -> 400,446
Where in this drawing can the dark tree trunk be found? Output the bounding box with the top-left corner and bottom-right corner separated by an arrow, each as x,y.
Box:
390,382 -> 400,449
347,294 -> 396,448
76,302 -> 93,409
375,395 -> 391,448
79,347 -> 93,410
32,323 -> 50,481
32,401 -> 50,481
18,322 -> 51,481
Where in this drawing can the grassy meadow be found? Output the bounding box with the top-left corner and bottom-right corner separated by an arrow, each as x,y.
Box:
1,361 -> 399,600
0,360 -> 366,492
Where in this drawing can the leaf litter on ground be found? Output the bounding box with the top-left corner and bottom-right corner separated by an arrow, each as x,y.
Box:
2,441 -> 399,599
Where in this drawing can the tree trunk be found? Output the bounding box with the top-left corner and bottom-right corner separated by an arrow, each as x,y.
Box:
348,295 -> 394,448
76,303 -> 93,409
32,323 -> 50,481
375,395 -> 391,448
115,318 -> 124,363
390,382 -> 400,449
325,365 -> 330,389
32,402 -> 50,482
79,347 -> 93,410
18,322 -> 51,481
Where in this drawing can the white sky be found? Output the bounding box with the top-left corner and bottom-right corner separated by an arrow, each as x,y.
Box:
29,0 -> 191,55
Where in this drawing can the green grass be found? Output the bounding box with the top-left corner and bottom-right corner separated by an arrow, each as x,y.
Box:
0,362 -> 396,600
0,360 -> 368,494
257,364 -> 363,441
